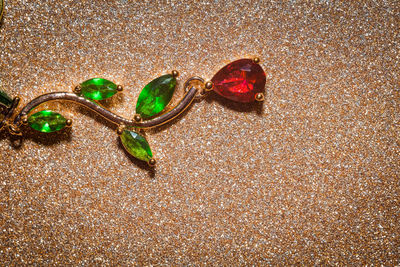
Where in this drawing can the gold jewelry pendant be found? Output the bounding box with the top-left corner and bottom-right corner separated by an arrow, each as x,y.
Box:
0,58 -> 266,166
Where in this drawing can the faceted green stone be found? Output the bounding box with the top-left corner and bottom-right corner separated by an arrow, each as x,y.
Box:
28,110 -> 67,133
0,90 -> 12,108
80,78 -> 117,100
136,74 -> 176,119
120,130 -> 153,162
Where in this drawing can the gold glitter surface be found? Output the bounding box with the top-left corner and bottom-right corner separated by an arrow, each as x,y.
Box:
0,0 -> 399,265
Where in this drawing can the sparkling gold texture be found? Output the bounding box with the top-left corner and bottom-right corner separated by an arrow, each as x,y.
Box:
0,1 -> 399,265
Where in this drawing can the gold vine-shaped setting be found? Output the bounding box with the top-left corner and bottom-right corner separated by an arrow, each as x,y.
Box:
0,58 -> 266,166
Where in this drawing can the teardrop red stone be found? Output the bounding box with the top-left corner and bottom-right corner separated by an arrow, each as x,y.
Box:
211,59 -> 266,103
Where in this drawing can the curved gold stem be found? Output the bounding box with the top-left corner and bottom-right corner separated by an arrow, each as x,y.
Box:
12,87 -> 198,130
0,97 -> 20,131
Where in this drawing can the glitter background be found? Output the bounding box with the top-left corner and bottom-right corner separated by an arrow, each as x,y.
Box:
0,0 -> 399,265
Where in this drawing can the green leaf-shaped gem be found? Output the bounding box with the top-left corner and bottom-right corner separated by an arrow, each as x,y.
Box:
120,130 -> 153,162
0,90 -> 12,108
80,78 -> 118,100
28,110 -> 67,133
136,74 -> 176,119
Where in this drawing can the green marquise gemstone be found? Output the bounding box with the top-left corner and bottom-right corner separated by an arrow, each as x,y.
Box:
80,78 -> 118,100
120,130 -> 153,162
136,74 -> 176,119
0,90 -> 12,108
28,110 -> 67,133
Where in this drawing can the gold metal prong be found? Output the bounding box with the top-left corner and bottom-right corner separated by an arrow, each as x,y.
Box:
133,114 -> 142,122
66,119 -> 73,127
255,92 -> 264,101
8,124 -> 22,136
74,85 -> 82,94
171,70 -> 179,78
21,115 -> 28,125
205,81 -> 214,91
116,124 -> 125,135
148,158 -> 156,166
117,85 -> 123,92
253,57 -> 261,64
